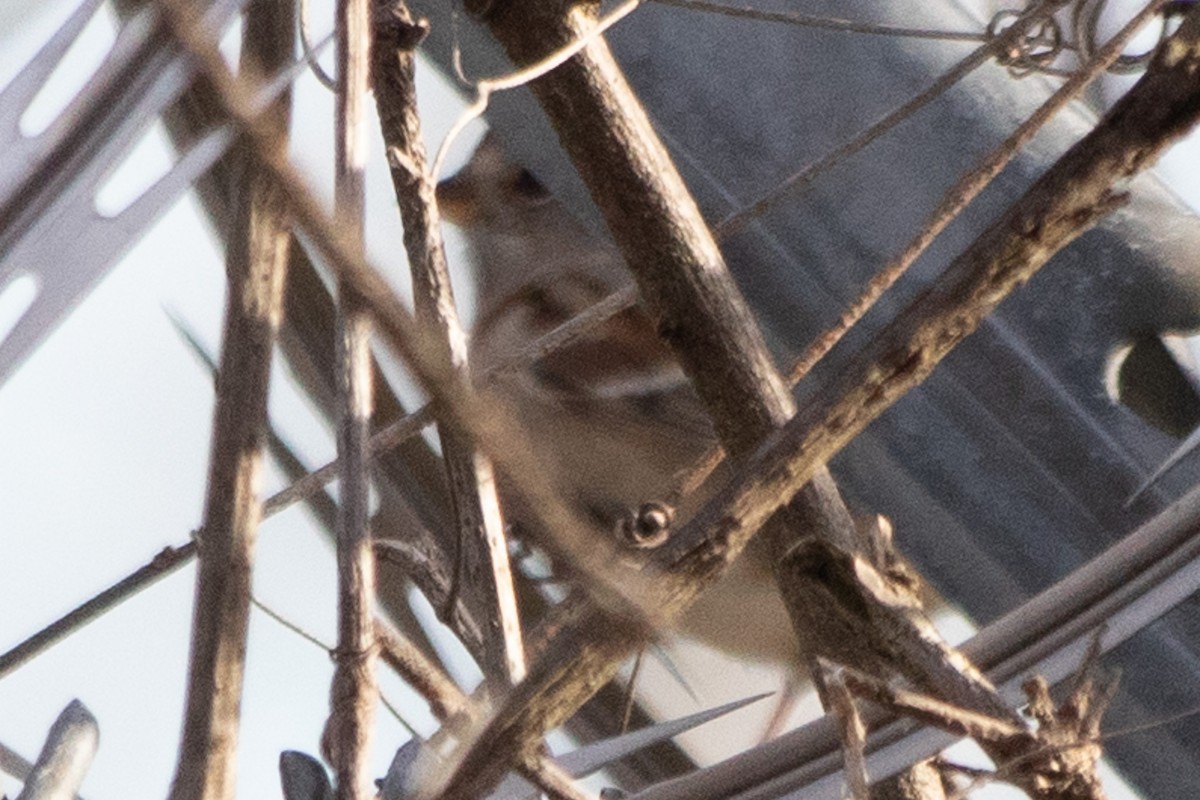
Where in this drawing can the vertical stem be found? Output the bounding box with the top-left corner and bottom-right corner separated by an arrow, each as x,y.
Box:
325,0 -> 378,797
168,3 -> 293,799
371,2 -> 526,684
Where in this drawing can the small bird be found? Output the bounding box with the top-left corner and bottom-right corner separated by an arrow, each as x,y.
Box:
436,131 -> 803,665
435,133 -> 933,671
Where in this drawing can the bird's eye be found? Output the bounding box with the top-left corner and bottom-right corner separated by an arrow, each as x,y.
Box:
512,168 -> 551,202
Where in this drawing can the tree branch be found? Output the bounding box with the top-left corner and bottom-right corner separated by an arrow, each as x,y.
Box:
422,4 -> 1200,797
168,3 -> 293,798
322,0 -> 379,796
372,0 -> 526,684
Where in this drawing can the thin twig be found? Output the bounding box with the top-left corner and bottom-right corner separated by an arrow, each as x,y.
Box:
252,596 -> 334,653
820,663 -> 870,800
421,6 -> 1200,797
250,596 -> 424,737
621,649 -> 644,733
158,0 -> 668,656
373,0 -> 526,684
429,0 -> 642,181
714,0 -> 1073,238
489,286 -> 639,376
0,544 -> 195,679
322,0 -> 378,796
834,662 -> 1029,745
167,3 -> 294,798
262,406 -> 433,515
299,0 -> 336,89
651,0 -> 988,42
374,537 -> 487,659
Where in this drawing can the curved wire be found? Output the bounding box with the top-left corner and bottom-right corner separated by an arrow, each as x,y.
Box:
1073,0 -> 1193,74
298,0 -> 335,90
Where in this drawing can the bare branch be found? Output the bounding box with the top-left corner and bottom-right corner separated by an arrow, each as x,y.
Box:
420,5 -> 1200,796
372,0 -> 526,684
167,3 -> 293,797
833,663 -> 1029,747
713,0 -> 1073,238
321,0 -> 378,796
375,619 -> 469,722
261,408 -> 432,516
429,0 -> 641,180
821,664 -> 870,800
787,0 -> 1169,385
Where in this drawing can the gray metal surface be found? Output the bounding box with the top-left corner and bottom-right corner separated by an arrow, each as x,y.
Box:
412,1 -> 1200,796
0,0 -> 304,386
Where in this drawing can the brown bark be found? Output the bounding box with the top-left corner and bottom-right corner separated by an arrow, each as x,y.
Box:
322,0 -> 379,796
372,2 -> 526,684
168,3 -> 293,798
158,1 -> 1200,796
424,4 -> 1200,798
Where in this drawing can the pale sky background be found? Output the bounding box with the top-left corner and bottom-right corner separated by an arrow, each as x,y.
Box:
0,1 -> 1194,798
0,1 -> 483,795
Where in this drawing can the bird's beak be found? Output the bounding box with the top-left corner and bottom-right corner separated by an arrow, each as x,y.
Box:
435,173 -> 477,226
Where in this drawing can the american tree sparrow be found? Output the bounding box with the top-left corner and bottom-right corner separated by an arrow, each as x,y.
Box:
436,133 -> 922,667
